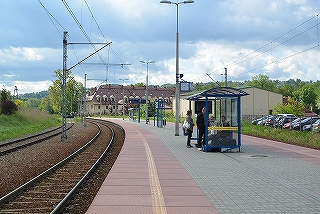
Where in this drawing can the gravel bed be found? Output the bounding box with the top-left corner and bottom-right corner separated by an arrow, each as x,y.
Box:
0,120 -> 125,213
0,122 -> 98,198
64,121 -> 125,213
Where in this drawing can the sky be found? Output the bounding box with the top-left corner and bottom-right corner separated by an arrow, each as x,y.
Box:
0,0 -> 320,94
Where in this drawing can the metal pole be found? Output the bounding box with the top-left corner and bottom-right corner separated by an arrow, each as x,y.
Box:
174,3 -> 180,136
61,31 -> 68,142
140,61 -> 155,124
83,74 -> 87,127
146,64 -> 149,123
100,92 -> 102,118
122,85 -> 125,120
160,0 -> 194,135
119,78 -> 129,120
224,67 -> 227,87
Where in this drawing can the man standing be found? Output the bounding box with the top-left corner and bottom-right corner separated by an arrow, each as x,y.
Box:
196,107 -> 206,148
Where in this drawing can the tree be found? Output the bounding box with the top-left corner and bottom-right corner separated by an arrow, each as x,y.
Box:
299,86 -> 317,109
246,74 -> 277,92
38,96 -> 54,113
0,87 -> 10,103
292,85 -> 317,109
48,69 -> 84,114
193,82 -> 206,91
273,97 -> 304,116
134,82 -> 145,87
276,83 -> 294,97
24,98 -> 41,109
0,88 -> 18,115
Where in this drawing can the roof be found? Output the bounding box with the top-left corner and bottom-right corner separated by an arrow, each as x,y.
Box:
185,87 -> 249,101
87,84 -> 175,105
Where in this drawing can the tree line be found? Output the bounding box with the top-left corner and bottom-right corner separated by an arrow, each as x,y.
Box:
2,71 -> 320,116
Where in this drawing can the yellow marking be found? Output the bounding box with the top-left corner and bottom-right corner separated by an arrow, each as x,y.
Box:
244,136 -> 320,159
208,126 -> 238,131
137,130 -> 167,214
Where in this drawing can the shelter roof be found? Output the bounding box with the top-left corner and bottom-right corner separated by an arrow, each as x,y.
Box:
185,87 -> 249,101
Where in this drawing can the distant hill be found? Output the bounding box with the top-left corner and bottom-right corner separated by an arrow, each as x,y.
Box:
19,91 -> 48,99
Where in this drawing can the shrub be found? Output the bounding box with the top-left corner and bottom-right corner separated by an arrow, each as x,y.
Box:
1,100 -> 18,115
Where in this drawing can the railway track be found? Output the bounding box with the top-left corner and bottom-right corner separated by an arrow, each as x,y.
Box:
0,119 -> 124,213
0,123 -> 73,156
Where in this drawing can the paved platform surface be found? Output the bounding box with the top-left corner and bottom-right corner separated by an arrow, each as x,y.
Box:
86,118 -> 320,214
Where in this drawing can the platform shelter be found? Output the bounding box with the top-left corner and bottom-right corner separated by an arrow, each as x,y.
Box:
154,98 -> 166,128
185,87 -> 249,152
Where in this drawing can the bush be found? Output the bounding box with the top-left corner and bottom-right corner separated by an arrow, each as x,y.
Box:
1,100 -> 18,115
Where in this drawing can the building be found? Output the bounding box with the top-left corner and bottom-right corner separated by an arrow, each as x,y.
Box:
240,87 -> 283,117
179,87 -> 283,119
83,84 -> 175,116
84,85 -> 283,120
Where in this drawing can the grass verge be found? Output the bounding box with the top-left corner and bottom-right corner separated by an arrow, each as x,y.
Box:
241,121 -> 320,150
0,108 -> 61,141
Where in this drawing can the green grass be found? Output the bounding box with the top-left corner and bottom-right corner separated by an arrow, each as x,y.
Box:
3,112 -> 318,150
163,116 -> 320,150
241,121 -> 320,150
0,108 -> 61,141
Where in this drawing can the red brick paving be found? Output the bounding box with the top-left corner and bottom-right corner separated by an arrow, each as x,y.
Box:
86,120 -> 218,214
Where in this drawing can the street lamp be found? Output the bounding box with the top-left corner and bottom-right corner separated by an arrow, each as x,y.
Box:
140,60 -> 155,124
119,78 -> 129,120
221,67 -> 227,87
160,0 -> 194,136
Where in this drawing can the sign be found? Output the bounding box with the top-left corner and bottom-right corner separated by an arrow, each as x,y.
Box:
180,81 -> 190,92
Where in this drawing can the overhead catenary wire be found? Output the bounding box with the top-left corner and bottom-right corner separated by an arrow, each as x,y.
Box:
37,0 -> 87,74
37,0 -> 66,37
62,0 -> 106,65
64,0 -> 128,84
204,12 -> 320,82
39,0 -> 127,85
82,0 -> 126,65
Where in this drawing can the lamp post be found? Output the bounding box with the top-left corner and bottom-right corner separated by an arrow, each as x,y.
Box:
160,0 -> 194,136
119,78 -> 129,120
222,67 -> 227,87
140,60 -> 155,124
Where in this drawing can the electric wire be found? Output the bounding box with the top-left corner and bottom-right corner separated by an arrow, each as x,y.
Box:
204,13 -> 320,83
38,1 -> 320,86
83,0 -> 126,64
37,0 -> 66,38
231,13 -> 320,67
62,0 -> 128,85
62,0 -> 107,65
37,0 -> 88,75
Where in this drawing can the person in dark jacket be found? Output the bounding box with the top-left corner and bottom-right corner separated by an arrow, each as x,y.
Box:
185,110 -> 194,148
196,107 -> 206,148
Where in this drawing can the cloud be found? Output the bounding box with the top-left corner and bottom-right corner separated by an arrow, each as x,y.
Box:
0,0 -> 319,94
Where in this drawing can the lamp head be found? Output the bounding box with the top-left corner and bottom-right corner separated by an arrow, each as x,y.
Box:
160,0 -> 172,3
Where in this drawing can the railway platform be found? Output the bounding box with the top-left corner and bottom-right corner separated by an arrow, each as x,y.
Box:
86,118 -> 320,214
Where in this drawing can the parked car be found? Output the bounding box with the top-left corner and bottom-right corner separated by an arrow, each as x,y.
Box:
291,117 -> 320,131
257,115 -> 274,126
263,115 -> 276,126
251,115 -> 270,125
302,124 -> 312,131
275,116 -> 297,128
272,114 -> 296,128
312,119 -> 320,132
283,117 -> 305,130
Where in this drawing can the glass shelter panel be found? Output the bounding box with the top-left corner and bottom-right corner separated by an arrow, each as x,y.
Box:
207,97 -> 239,151
185,87 -> 249,152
